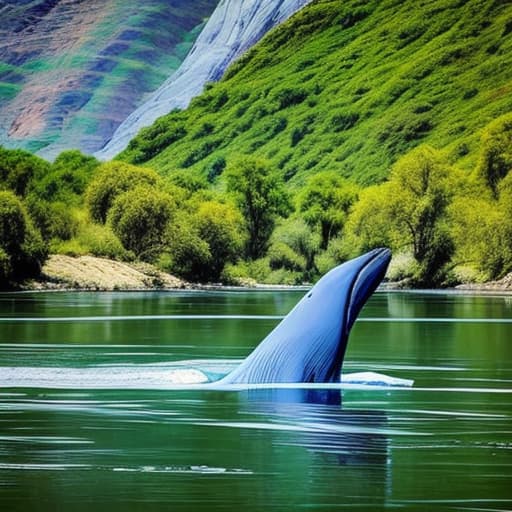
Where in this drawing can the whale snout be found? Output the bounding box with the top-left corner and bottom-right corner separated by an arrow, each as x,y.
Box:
344,248 -> 391,332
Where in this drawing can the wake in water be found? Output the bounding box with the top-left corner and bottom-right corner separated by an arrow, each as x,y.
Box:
0,360 -> 414,390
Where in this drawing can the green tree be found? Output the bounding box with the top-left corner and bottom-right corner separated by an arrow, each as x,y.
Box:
344,184 -> 393,255
476,113 -> 512,198
299,171 -> 359,249
162,211 -> 211,281
0,190 -> 47,287
267,217 -> 320,280
108,186 -> 175,260
194,201 -> 245,281
86,162 -> 160,223
0,147 -> 50,197
225,156 -> 291,259
386,145 -> 456,286
449,196 -> 506,280
32,150 -> 99,204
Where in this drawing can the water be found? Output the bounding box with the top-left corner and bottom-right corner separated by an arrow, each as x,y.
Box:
0,289 -> 511,511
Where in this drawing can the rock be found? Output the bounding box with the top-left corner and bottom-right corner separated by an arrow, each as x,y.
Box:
33,254 -> 186,290
0,0 -> 218,158
95,0 -> 314,160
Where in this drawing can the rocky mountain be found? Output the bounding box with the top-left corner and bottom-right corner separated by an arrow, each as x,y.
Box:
0,0 -> 218,158
96,0 -> 314,160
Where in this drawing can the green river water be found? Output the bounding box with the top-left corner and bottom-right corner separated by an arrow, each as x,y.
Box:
0,289 -> 511,511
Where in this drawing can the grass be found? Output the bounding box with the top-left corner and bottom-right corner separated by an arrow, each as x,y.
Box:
119,0 -> 512,186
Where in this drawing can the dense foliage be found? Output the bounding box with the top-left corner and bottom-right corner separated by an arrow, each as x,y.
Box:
119,0 -> 512,187
1,0 -> 511,289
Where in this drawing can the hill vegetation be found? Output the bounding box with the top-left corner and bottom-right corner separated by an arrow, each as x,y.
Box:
1,0 -> 512,289
119,0 -> 512,185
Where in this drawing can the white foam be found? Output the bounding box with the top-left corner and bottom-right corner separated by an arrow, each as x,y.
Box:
342,371 -> 414,387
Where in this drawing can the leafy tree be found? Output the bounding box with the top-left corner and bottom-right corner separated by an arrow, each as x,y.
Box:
0,190 -> 47,287
225,156 -> 291,259
449,196 -> 506,280
194,201 -> 245,281
476,113 -> 512,198
108,186 -> 175,261
299,171 -> 359,249
32,150 -> 99,204
162,212 -> 211,281
26,198 -> 78,242
267,217 -> 320,280
386,145 -> 456,286
344,184 -> 393,255
86,162 -> 160,223
0,147 -> 50,197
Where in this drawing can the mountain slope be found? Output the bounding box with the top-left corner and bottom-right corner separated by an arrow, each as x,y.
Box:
119,0 -> 512,185
96,0 -> 315,160
0,0 -> 218,158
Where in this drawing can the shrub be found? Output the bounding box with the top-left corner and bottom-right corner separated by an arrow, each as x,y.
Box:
27,198 -> 78,241
163,215 -> 211,280
0,190 -> 47,285
32,150 -> 99,204
476,113 -> 512,198
194,201 -> 245,281
108,186 -> 175,261
0,147 -> 50,197
86,162 -> 160,223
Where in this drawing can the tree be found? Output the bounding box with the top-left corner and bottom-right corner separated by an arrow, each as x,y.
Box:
344,184 -> 393,256
0,190 -> 47,287
0,146 -> 50,197
299,171 -> 358,249
267,217 -> 320,280
108,186 -> 175,261
386,145 -> 456,286
86,162 -> 160,223
225,156 -> 291,259
194,201 -> 245,281
476,113 -> 512,198
32,150 -> 99,204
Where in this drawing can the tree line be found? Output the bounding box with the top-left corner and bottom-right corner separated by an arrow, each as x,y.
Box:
0,113 -> 511,289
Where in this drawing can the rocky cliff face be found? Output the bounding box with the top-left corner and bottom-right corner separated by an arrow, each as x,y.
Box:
0,0 -> 218,158
95,0 -> 314,160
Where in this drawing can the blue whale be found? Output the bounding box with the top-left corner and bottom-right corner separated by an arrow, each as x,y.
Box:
220,248 -> 391,384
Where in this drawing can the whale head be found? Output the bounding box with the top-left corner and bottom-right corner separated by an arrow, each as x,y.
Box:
221,248 -> 391,384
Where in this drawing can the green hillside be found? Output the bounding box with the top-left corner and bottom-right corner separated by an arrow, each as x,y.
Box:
119,0 -> 512,186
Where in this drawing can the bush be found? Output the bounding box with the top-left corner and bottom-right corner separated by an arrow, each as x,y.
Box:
86,162 -> 160,223
32,150 -> 99,204
476,113 -> 512,198
27,198 -> 78,241
163,215 -> 211,280
194,201 -> 245,281
0,190 -> 47,285
0,147 -> 50,197
77,223 -> 133,261
108,186 -> 175,261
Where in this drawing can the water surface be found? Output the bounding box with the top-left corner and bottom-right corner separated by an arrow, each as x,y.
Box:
0,289 -> 511,511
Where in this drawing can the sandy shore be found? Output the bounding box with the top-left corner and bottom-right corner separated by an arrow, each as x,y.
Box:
18,254 -> 512,293
25,255 -> 187,291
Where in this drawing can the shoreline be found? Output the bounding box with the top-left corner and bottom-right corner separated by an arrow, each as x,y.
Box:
7,254 -> 512,295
